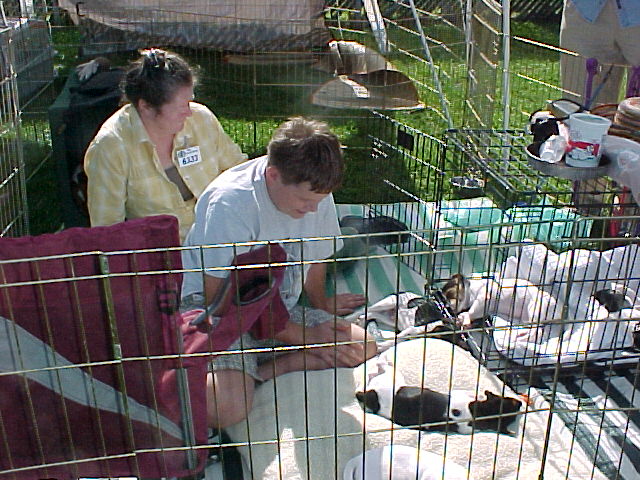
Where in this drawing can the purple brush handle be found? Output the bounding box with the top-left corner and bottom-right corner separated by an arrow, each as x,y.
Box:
627,66 -> 640,98
584,57 -> 598,106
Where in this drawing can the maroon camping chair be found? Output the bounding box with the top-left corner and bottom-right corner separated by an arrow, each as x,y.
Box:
0,215 -> 291,479
0,215 -> 208,480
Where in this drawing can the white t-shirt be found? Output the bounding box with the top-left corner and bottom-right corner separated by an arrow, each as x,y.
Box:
181,155 -> 342,310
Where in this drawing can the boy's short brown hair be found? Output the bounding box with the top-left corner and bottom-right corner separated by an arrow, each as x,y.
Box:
267,117 -> 344,193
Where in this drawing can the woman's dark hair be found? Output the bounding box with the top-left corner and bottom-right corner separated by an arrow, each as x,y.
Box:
267,117 -> 344,193
123,48 -> 195,111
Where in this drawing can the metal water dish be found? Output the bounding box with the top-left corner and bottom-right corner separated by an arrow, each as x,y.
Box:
450,175 -> 486,198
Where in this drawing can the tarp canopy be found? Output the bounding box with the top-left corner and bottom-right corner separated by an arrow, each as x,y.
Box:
58,0 -> 330,53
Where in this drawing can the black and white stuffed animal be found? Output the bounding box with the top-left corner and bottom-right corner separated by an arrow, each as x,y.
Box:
356,356 -> 522,435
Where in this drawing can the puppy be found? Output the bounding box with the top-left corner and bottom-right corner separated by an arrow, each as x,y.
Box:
343,445 -> 469,480
441,273 -> 473,315
356,357 -> 522,434
442,273 -> 559,331
594,285 -> 633,313
358,355 -> 407,419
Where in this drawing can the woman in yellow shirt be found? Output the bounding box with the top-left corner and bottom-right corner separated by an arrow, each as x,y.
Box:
84,48 -> 247,242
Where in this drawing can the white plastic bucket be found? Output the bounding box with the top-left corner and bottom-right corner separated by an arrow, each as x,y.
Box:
565,113 -> 612,167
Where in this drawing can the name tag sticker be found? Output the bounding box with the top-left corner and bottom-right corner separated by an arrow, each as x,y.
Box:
176,146 -> 202,167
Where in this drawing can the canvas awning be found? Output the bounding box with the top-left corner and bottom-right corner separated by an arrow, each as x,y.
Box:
58,0 -> 330,53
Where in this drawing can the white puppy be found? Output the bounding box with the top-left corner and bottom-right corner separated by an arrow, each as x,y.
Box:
443,274 -> 559,332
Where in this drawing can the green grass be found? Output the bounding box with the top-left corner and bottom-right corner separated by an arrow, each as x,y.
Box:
50,23 -> 82,79
21,16 -> 564,234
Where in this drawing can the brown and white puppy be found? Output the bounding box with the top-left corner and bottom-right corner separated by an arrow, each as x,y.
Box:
442,273 -> 559,332
441,273 -> 473,315
356,357 -> 522,434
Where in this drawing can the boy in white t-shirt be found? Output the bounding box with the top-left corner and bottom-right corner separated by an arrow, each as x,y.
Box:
181,117 -> 377,428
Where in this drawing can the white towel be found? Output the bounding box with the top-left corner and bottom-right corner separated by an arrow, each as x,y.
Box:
354,292 -> 422,332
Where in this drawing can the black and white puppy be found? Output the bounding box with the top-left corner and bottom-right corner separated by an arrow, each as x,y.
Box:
357,356 -> 407,421
594,286 -> 633,313
356,357 -> 522,434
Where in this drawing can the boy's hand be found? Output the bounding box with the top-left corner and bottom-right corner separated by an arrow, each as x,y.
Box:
272,320 -> 378,374
322,293 -> 366,315
303,320 -> 376,367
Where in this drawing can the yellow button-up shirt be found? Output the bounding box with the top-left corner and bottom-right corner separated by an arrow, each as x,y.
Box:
84,103 -> 247,242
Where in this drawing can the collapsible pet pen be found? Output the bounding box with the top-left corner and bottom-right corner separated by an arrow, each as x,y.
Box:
0,19 -> 33,238
441,129 -> 618,212
2,0 -> 640,479
421,222 -> 640,480
3,108 -> 639,479
0,13 -> 57,237
418,126 -> 640,480
335,115 -> 640,479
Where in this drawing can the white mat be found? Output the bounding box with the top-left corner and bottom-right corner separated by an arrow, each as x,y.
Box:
226,339 -> 606,480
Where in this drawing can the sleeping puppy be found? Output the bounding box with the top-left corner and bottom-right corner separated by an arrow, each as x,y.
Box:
356,357 -> 522,434
442,273 -> 559,332
358,355 -> 408,420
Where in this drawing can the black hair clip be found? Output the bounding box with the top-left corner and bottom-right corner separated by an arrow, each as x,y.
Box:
143,48 -> 167,71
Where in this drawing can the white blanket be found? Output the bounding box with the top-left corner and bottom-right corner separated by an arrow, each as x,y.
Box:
225,338 -> 605,479
486,242 -> 640,365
